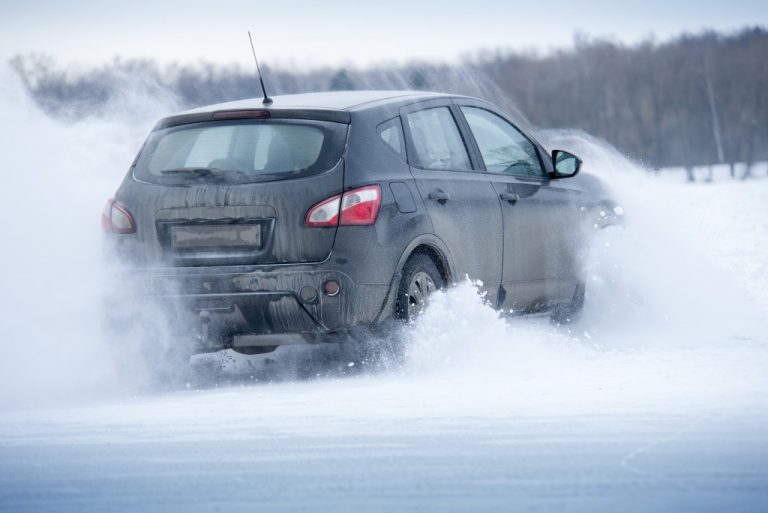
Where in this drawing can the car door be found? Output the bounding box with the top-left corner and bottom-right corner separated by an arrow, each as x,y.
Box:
400,100 -> 503,296
456,102 -> 582,311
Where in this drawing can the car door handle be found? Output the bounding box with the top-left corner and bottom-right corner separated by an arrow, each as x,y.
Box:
428,189 -> 451,203
500,191 -> 520,204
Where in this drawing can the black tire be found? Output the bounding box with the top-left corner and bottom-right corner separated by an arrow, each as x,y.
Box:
394,253 -> 445,323
550,281 -> 586,324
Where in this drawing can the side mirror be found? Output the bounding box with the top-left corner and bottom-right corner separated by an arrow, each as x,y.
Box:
551,150 -> 582,179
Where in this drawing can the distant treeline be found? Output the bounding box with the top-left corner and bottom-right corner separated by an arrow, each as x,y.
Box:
10,27 -> 768,173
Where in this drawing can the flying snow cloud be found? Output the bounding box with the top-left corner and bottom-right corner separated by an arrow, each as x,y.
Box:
0,65 -> 177,407
0,62 -> 766,417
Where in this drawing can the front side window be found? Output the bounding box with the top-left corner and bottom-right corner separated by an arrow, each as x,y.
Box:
133,119 -> 347,184
461,107 -> 544,178
406,107 -> 472,171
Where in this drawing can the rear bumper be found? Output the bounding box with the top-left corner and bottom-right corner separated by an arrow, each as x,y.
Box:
116,262 -> 390,350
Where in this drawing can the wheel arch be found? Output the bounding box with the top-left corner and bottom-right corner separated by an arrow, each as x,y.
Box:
408,244 -> 452,285
373,234 -> 456,323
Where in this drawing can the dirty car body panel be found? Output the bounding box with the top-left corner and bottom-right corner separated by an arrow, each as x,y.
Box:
105,91 -> 615,354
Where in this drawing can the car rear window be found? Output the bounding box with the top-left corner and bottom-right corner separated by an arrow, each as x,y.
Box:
133,119 -> 348,184
406,107 -> 472,171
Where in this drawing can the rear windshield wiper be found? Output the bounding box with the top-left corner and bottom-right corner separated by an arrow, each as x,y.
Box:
160,167 -> 224,178
157,167 -> 305,183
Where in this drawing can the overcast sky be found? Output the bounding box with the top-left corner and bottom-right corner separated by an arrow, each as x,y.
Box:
1,0 -> 766,69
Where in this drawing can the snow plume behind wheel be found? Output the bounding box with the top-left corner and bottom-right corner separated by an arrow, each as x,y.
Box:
395,253 -> 445,323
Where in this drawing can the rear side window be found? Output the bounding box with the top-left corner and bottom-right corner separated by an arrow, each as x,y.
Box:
378,117 -> 405,158
133,119 -> 348,184
406,107 -> 472,171
461,107 -> 544,178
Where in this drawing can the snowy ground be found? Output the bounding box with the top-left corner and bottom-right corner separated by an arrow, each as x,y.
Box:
1,66 -> 767,512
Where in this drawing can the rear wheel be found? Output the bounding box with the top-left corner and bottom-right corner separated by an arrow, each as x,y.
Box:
394,253 -> 445,323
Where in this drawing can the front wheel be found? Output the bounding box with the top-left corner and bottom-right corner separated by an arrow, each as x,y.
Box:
550,281 -> 586,324
394,253 -> 445,323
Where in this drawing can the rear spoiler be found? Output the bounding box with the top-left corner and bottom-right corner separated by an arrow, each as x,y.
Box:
156,108 -> 351,129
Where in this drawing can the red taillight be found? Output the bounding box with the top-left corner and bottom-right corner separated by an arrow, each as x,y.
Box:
339,185 -> 381,225
101,198 -> 136,234
305,185 -> 381,228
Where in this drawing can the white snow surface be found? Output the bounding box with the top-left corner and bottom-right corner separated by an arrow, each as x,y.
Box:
0,66 -> 767,512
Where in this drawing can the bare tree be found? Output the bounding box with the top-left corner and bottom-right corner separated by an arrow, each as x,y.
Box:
10,27 -> 768,174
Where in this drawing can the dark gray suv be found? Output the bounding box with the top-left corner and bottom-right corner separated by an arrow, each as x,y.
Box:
103,91 -> 610,356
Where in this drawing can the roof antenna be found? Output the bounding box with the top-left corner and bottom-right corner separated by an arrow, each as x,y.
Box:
248,31 -> 272,105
